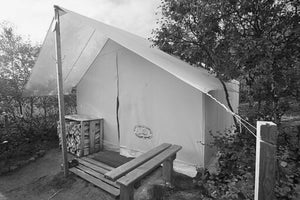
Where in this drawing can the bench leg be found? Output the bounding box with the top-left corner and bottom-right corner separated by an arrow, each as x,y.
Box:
163,154 -> 176,186
120,184 -> 134,200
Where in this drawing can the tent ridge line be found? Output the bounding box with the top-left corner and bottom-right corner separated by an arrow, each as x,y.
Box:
65,7 -> 147,42
66,7 -> 218,87
106,39 -> 221,94
25,7 -> 234,96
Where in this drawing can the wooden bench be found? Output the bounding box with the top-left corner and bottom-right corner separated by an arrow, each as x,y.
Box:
105,143 -> 182,200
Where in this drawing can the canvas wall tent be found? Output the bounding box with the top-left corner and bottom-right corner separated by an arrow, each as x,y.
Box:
25,6 -> 239,177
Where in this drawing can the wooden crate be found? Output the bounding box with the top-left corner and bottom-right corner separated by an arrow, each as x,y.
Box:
58,114 -> 104,157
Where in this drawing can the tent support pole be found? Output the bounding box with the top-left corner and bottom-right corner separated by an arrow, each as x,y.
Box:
54,5 -> 68,177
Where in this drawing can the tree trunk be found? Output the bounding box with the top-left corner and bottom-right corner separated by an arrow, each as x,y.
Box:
219,79 -> 238,128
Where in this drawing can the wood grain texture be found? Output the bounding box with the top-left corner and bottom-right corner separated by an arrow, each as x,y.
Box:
81,156 -> 114,171
99,119 -> 104,150
162,155 -> 176,185
255,122 -> 277,200
54,6 -> 68,177
117,145 -> 182,187
120,184 -> 133,200
65,114 -> 101,121
89,121 -> 96,154
77,158 -> 109,175
70,167 -> 120,197
76,164 -> 120,188
79,121 -> 84,157
105,143 -> 172,181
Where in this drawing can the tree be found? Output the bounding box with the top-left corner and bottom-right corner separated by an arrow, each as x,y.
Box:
0,22 -> 40,119
151,0 -> 300,124
0,22 -> 77,135
0,22 -> 78,172
152,2 -> 300,199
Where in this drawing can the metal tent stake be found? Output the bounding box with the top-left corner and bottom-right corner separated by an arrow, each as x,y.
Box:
54,5 -> 68,177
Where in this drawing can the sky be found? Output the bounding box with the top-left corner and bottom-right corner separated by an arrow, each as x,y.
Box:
0,0 -> 161,44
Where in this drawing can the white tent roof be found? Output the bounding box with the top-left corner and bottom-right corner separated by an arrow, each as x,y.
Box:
24,6 -> 228,96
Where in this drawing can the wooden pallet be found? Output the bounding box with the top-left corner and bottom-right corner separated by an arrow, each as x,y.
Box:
69,157 -> 120,197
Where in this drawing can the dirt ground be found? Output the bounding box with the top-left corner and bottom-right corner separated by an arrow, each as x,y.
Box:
0,147 -> 198,200
0,148 -> 114,200
0,123 -> 299,200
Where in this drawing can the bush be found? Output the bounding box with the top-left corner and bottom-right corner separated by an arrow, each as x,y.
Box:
0,23 -> 77,171
0,94 -> 76,165
196,128 -> 299,200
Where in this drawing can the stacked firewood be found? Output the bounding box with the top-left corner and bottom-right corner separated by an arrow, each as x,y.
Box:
58,119 -> 102,157
67,121 -> 82,156
58,121 -> 83,156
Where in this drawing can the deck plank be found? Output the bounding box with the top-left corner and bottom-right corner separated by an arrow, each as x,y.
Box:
117,145 -> 182,187
77,158 -> 109,174
76,164 -> 120,189
70,167 -> 120,197
105,143 -> 172,181
82,157 -> 114,171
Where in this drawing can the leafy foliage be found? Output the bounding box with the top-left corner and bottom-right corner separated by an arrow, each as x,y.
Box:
194,128 -> 298,200
195,130 -> 255,200
0,22 -> 76,165
0,22 -> 39,116
152,0 -> 300,123
152,1 -> 299,199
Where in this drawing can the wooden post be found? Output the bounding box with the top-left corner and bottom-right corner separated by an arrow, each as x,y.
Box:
80,121 -> 85,157
89,120 -> 96,154
255,121 -> 277,200
163,154 -> 176,186
54,5 -> 68,177
100,119 -> 104,150
120,184 -> 134,200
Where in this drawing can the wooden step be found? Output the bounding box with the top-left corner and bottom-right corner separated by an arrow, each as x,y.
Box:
76,164 -> 120,189
83,156 -> 115,171
77,158 -> 109,175
70,167 -> 120,197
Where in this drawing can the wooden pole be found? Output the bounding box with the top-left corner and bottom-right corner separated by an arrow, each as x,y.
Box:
54,5 -> 68,177
120,184 -> 134,200
254,121 -> 277,200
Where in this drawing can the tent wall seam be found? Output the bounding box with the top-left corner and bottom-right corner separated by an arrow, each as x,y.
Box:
116,52 -> 120,143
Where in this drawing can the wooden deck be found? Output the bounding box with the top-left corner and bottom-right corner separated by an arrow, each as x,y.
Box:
70,145 -> 182,200
69,156 -> 120,197
89,150 -> 133,168
69,151 -> 132,197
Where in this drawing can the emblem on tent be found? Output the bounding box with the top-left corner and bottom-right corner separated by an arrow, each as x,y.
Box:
134,125 -> 152,139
